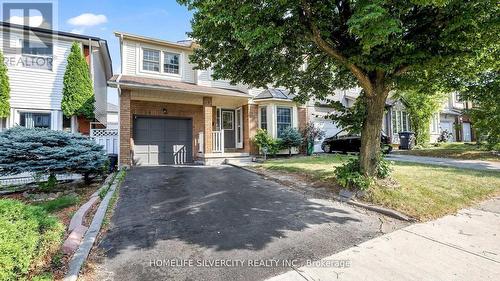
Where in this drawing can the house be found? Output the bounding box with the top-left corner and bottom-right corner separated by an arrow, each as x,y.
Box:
308,90 -> 474,152
106,102 -> 119,129
0,22 -> 113,134
110,32 -> 307,166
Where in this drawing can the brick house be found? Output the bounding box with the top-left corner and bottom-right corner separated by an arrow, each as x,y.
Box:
110,32 -> 307,166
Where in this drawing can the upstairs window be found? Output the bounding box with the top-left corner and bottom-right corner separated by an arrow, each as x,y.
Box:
164,52 -> 180,74
20,40 -> 53,70
143,49 -> 160,72
260,107 -> 267,131
277,107 -> 292,138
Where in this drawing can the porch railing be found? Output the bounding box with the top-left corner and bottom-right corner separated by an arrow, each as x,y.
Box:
212,130 -> 224,153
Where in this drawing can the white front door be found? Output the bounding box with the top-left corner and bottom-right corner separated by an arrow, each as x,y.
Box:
235,107 -> 243,148
462,122 -> 472,142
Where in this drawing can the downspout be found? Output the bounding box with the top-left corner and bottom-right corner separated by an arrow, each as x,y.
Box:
117,33 -> 124,166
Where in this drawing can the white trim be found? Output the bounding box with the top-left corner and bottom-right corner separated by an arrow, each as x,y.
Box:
138,44 -> 183,79
235,107 -> 243,148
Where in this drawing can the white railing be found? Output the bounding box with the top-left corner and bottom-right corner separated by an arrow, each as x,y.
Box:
212,130 -> 224,153
90,128 -> 119,154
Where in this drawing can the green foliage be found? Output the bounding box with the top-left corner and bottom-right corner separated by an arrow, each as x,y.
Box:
300,121 -> 325,143
179,0 -> 498,175
278,127 -> 303,156
37,174 -> 58,192
323,91 -> 367,135
395,91 -> 447,145
36,195 -> 80,213
0,50 -> 10,118
0,199 -> 64,280
62,42 -> 94,119
335,155 -> 392,190
461,71 -> 499,149
252,128 -> 280,156
0,127 -> 107,179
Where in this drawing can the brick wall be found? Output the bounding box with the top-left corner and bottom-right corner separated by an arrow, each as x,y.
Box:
119,93 -> 205,166
119,90 -> 131,166
243,104 -> 259,154
297,107 -> 308,154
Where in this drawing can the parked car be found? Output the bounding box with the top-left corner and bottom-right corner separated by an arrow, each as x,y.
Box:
321,130 -> 393,154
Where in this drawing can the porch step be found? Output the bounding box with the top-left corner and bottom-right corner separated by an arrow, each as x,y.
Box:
224,156 -> 254,165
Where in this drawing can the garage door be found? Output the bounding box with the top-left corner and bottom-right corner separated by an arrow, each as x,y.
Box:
133,117 -> 193,165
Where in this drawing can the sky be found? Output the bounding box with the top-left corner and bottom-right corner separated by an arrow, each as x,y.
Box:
56,0 -> 194,104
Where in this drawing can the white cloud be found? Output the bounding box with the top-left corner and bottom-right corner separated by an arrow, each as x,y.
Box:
67,13 -> 107,27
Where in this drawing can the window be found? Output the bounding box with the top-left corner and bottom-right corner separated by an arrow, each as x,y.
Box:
431,113 -> 439,133
391,110 -> 411,135
222,111 -> 234,130
63,115 -> 72,132
455,92 -> 463,102
276,107 -> 292,138
164,52 -> 180,74
21,40 -> 53,70
260,107 -> 267,130
20,112 -> 51,129
143,49 -> 160,72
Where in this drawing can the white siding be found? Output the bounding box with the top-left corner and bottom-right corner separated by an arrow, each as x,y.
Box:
123,40 -> 137,75
5,39 -> 72,110
93,46 -> 108,125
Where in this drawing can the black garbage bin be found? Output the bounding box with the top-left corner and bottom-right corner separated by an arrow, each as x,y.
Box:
108,154 -> 118,172
398,132 -> 415,150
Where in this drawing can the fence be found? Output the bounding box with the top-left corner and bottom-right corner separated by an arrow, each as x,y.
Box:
90,128 -> 118,154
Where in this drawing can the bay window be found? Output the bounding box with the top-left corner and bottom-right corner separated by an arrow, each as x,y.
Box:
260,107 -> 267,131
276,107 -> 292,138
20,112 -> 51,129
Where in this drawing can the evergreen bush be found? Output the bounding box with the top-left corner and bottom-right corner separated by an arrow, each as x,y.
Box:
0,127 -> 107,181
279,127 -> 303,157
61,42 -> 94,119
0,50 -> 10,118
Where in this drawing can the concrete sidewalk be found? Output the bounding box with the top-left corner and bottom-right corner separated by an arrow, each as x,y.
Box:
387,154 -> 500,171
267,197 -> 500,281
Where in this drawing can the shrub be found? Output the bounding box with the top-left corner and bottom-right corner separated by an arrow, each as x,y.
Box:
37,174 -> 58,192
300,122 -> 325,154
0,50 -> 11,118
0,199 -> 64,280
253,129 -> 280,157
0,127 -> 108,182
334,155 -> 393,191
62,42 -> 95,119
279,127 -> 303,156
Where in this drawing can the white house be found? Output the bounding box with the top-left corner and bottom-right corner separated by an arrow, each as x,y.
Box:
0,22 -> 112,134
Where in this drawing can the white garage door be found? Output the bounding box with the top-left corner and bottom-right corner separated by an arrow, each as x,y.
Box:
314,118 -> 340,152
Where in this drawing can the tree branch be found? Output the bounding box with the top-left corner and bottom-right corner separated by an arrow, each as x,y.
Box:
300,0 -> 374,95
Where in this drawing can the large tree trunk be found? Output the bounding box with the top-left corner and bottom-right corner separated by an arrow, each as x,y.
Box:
359,82 -> 389,177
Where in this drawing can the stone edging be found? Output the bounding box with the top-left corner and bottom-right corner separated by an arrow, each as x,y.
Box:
63,170 -> 124,281
62,173 -> 116,255
226,163 -> 416,222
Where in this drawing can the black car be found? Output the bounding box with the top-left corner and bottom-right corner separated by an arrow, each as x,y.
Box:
321,130 -> 393,154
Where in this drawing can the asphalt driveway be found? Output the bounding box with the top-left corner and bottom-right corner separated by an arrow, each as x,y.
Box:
94,166 -> 406,281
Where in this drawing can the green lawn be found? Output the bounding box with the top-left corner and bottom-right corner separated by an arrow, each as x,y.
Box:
260,154 -> 500,221
397,142 -> 500,162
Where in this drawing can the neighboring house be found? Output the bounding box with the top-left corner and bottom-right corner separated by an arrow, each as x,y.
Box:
308,90 -> 474,152
0,22 -> 112,134
106,102 -> 119,129
110,32 -> 307,166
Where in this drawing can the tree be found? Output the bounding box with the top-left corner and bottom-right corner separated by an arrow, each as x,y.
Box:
0,127 -> 107,181
461,71 -> 500,149
279,127 -> 302,156
0,50 -> 10,118
61,42 -> 94,119
395,91 -> 446,146
179,0 -> 498,176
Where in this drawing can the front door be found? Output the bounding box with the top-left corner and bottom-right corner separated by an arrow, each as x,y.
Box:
462,122 -> 472,142
222,110 -> 235,148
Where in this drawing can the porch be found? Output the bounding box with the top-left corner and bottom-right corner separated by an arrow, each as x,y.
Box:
115,78 -> 258,166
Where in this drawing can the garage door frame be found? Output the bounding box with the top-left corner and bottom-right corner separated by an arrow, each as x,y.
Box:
133,115 -> 193,165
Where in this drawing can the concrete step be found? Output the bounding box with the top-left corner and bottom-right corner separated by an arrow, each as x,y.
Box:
225,157 -> 254,165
